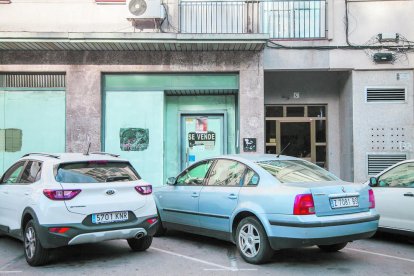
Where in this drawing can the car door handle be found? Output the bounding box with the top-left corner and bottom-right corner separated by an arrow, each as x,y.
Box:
2,191 -> 8,194
228,194 -> 238,199
404,192 -> 414,197
191,192 -> 199,198
25,192 -> 30,196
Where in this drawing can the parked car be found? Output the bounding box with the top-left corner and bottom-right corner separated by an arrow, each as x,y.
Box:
0,152 -> 158,266
154,154 -> 379,264
368,159 -> 414,236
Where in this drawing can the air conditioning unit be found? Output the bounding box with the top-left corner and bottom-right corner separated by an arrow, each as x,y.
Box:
126,0 -> 164,19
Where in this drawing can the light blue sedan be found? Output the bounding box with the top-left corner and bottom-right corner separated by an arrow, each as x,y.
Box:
154,155 -> 379,264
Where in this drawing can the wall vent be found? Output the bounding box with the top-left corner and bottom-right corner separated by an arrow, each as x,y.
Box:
366,87 -> 406,103
0,74 -> 65,88
367,153 -> 407,175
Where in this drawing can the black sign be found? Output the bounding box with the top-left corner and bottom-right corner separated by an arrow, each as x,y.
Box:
243,138 -> 256,152
188,131 -> 216,148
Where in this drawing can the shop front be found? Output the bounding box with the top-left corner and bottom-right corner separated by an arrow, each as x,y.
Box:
102,73 -> 238,186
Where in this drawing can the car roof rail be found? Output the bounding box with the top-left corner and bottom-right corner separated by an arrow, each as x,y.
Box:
90,152 -> 120,158
21,153 -> 60,159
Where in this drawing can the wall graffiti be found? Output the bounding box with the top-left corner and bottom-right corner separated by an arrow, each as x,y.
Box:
120,128 -> 149,151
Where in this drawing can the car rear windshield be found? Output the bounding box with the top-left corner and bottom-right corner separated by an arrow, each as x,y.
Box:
257,160 -> 339,183
55,161 -> 140,183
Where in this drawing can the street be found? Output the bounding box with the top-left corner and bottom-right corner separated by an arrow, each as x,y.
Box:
1,231 -> 413,275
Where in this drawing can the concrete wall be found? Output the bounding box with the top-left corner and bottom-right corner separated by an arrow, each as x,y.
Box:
352,70 -> 414,182
338,72 -> 354,181
264,71 -> 349,177
264,0 -> 414,70
0,50 -> 265,154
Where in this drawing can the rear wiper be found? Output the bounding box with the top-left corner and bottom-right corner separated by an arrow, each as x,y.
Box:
105,176 -> 130,182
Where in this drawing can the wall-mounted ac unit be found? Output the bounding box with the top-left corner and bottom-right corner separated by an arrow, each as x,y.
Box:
126,0 -> 163,19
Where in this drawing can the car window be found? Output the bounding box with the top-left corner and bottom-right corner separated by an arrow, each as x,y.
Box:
378,163 -> 414,188
55,161 -> 140,183
20,161 -> 42,184
257,159 -> 339,183
176,161 -> 213,186
243,169 -> 260,186
1,161 -> 25,184
206,159 -> 246,186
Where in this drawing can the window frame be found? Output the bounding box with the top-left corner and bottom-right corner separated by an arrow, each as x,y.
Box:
175,160 -> 214,186
241,167 -> 260,187
204,158 -> 248,187
19,160 -> 43,184
0,161 -> 27,185
377,162 -> 414,188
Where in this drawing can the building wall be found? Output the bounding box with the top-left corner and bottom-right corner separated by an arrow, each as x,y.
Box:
352,70 -> 414,182
338,72 -> 354,181
0,50 -> 265,155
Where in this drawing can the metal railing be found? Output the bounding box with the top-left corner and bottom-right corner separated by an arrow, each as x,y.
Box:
179,0 -> 327,39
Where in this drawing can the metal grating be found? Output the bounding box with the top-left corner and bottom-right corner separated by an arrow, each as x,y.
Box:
366,87 -> 406,103
367,154 -> 407,175
0,74 -> 65,88
165,89 -> 238,96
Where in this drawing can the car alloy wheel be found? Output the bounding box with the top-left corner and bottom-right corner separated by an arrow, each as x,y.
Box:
238,223 -> 261,258
25,226 -> 36,260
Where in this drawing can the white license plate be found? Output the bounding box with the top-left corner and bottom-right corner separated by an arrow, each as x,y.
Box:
330,197 -> 359,209
92,211 -> 129,224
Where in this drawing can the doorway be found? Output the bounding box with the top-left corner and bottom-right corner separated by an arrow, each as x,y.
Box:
265,105 -> 327,168
180,113 -> 226,170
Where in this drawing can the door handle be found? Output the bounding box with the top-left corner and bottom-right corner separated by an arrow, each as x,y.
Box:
404,192 -> 414,197
25,192 -> 30,196
191,192 -> 199,198
228,194 -> 238,199
2,191 -> 8,194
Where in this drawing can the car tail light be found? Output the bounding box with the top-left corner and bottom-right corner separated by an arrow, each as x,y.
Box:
368,189 -> 375,209
135,185 -> 152,195
49,227 -> 70,234
43,189 -> 81,200
146,218 -> 158,225
293,194 -> 315,215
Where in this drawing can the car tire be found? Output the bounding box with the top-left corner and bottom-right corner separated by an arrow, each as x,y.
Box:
153,215 -> 167,237
317,242 -> 348,252
24,220 -> 50,266
236,217 -> 273,264
127,236 -> 153,252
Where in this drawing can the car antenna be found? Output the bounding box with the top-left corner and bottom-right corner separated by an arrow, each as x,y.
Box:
84,142 -> 91,156
277,142 -> 291,158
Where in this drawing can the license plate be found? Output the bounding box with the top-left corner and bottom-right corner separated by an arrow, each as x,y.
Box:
92,211 -> 129,224
330,197 -> 359,209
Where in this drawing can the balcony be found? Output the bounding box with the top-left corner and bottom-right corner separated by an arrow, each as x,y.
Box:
179,0 -> 327,39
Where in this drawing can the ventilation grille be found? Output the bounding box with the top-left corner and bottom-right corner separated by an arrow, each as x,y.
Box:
165,89 -> 238,96
366,87 -> 406,103
0,74 -> 65,88
367,154 -> 407,175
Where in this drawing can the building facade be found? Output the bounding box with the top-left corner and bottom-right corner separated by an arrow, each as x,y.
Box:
0,0 -> 413,184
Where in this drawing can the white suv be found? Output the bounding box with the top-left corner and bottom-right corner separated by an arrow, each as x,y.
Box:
0,152 -> 158,266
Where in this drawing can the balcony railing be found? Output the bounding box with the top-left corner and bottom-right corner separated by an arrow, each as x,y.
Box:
179,0 -> 327,39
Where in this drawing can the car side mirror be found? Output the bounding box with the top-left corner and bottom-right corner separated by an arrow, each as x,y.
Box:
166,177 -> 176,186
369,177 -> 378,187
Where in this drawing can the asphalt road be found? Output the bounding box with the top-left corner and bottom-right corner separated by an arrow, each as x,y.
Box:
0,231 -> 413,275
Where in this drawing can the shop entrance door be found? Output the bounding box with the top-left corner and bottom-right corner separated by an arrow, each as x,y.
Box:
181,114 -> 226,170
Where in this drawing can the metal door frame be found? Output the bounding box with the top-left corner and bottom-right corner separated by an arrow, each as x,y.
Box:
179,110 -> 227,170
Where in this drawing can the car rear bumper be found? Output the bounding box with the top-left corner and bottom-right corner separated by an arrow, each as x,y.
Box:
265,213 -> 379,250
36,215 -> 158,249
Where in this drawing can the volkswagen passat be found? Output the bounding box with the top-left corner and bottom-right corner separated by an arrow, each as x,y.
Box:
154,155 -> 379,264
0,153 -> 158,266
